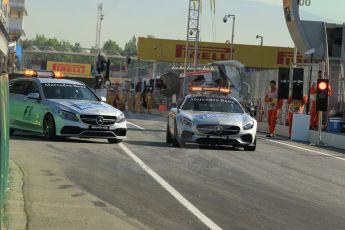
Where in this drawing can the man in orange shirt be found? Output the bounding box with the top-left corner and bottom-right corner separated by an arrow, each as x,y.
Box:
288,95 -> 308,138
265,80 -> 283,137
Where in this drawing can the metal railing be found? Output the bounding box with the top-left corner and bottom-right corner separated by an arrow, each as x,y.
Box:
0,74 -> 9,227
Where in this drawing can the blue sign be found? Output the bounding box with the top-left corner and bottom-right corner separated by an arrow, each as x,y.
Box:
16,43 -> 23,68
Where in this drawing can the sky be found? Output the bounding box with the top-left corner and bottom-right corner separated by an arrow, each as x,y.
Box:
24,0 -> 345,49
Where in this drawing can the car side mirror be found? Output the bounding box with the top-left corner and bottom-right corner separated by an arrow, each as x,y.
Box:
101,96 -> 107,102
27,93 -> 40,100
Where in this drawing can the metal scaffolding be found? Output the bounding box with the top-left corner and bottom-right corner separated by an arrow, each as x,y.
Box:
184,0 -> 201,71
95,3 -> 104,51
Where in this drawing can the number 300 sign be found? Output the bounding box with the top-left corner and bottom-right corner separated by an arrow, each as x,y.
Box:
299,0 -> 311,6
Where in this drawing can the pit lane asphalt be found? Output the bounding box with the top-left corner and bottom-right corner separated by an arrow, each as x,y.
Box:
10,112 -> 345,230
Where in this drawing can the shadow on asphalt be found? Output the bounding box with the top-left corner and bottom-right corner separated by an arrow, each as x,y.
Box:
294,153 -> 340,158
125,140 -> 170,148
125,111 -> 166,122
10,133 -> 108,144
127,127 -> 165,133
125,140 -> 243,151
196,145 -> 242,151
259,134 -> 345,156
257,134 -> 289,141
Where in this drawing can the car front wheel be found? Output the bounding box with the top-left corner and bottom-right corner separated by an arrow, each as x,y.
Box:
108,138 -> 122,144
244,138 -> 256,151
10,129 -> 15,135
166,123 -> 172,144
43,114 -> 56,140
173,123 -> 185,148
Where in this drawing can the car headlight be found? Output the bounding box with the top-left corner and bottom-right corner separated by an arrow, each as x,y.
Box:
181,117 -> 193,128
116,113 -> 126,123
58,110 -> 79,122
243,120 -> 255,130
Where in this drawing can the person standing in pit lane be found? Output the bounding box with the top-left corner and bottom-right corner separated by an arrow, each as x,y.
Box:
264,80 -> 283,138
146,88 -> 154,115
127,89 -> 136,112
135,91 -> 142,113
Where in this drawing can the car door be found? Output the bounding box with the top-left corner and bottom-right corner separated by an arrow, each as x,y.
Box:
24,81 -> 46,132
9,80 -> 31,130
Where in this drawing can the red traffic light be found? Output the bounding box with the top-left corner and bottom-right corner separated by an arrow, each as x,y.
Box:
318,81 -> 328,91
316,79 -> 330,112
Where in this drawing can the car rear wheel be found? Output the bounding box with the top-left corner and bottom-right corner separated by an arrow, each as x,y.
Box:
10,129 -> 15,135
43,114 -> 56,140
108,138 -> 122,144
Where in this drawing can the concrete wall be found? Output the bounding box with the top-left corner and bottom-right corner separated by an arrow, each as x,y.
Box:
258,121 -> 345,150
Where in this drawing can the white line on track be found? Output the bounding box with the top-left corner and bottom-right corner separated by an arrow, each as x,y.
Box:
127,121 -> 145,131
261,137 -> 345,162
119,143 -> 222,230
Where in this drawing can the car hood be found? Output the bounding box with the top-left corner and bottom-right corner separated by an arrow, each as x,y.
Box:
181,111 -> 253,125
47,99 -> 122,116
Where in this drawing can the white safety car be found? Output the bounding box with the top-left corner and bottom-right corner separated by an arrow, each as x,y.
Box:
166,86 -> 257,151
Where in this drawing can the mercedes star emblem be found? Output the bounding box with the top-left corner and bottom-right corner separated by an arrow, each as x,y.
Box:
96,116 -> 104,125
214,125 -> 224,135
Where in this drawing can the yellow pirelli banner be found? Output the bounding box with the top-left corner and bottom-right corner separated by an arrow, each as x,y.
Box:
47,61 -> 92,76
138,37 -> 308,69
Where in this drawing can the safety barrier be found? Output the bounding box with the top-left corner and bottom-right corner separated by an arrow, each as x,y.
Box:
0,74 -> 9,227
158,98 -> 168,112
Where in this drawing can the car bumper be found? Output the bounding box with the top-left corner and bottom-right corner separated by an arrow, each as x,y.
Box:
56,118 -> 127,139
178,126 -> 257,146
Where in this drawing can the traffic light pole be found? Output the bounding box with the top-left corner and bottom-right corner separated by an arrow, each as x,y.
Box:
318,111 -> 323,145
317,62 -> 326,146
306,54 -> 313,115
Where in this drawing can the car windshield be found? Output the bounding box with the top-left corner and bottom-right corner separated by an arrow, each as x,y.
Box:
42,83 -> 99,101
181,97 -> 244,113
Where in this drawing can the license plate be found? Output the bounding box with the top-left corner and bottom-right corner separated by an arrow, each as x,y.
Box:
210,136 -> 228,139
89,125 -> 110,131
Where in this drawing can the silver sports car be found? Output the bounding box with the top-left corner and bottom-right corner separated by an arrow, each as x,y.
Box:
9,73 -> 126,143
166,94 -> 257,151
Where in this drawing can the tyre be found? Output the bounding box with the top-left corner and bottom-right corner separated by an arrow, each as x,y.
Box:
244,145 -> 256,151
108,138 -> 122,144
172,123 -> 180,147
10,129 -> 15,135
43,114 -> 56,140
244,138 -> 256,151
166,123 -> 172,144
172,123 -> 185,148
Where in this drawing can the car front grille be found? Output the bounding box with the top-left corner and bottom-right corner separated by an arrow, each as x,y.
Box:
197,124 -> 240,136
80,115 -> 117,125
60,127 -> 126,138
80,131 -> 116,138
196,138 -> 240,146
61,126 -> 82,135
114,129 -> 127,137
